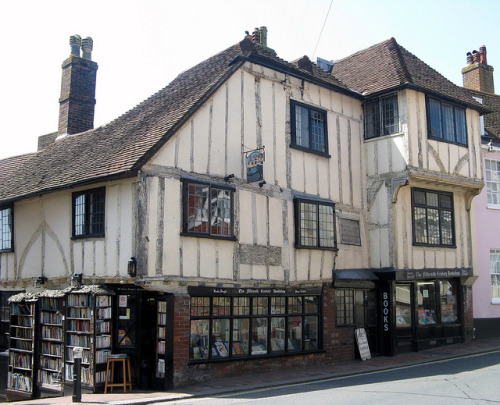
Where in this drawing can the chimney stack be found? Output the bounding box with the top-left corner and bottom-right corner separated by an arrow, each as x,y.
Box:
462,45 -> 494,94
248,27 -> 268,47
58,35 -> 98,136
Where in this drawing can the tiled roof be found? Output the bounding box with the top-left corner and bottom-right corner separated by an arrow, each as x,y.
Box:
464,89 -> 500,142
0,38 -> 355,204
331,38 -> 488,113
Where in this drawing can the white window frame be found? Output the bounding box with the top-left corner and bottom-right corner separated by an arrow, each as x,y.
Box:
485,159 -> 500,209
491,249 -> 500,304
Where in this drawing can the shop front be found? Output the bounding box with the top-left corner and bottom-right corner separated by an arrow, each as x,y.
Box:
377,268 -> 473,355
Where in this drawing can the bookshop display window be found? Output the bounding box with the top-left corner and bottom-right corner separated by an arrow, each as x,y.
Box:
417,282 -> 437,325
439,280 -> 458,323
396,285 -> 412,328
189,288 -> 321,361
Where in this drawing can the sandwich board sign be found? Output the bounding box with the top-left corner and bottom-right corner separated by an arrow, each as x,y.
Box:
355,328 -> 371,360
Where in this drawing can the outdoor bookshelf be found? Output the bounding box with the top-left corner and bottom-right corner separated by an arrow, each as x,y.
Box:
37,293 -> 65,395
6,298 -> 36,401
156,299 -> 167,378
64,286 -> 113,392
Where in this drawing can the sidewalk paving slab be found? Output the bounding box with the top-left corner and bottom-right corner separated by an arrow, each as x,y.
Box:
12,337 -> 500,405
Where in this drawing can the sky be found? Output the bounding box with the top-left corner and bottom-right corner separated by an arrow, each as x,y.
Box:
1,0 -> 499,160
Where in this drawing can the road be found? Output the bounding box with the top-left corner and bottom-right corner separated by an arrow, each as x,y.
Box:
162,351 -> 500,405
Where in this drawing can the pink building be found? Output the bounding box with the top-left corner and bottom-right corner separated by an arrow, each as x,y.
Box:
465,46 -> 500,338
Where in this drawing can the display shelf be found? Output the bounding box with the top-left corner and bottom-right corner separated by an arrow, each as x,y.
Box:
38,295 -> 65,394
6,298 -> 36,400
64,286 -> 114,392
156,300 -> 167,377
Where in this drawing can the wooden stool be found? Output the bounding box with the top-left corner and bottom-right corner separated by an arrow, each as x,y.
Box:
104,357 -> 132,393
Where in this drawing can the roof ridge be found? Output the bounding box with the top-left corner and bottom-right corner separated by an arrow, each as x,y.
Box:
386,38 -> 412,86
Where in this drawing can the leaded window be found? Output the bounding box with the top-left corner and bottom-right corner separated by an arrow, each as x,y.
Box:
336,289 -> 354,325
183,179 -> 234,239
412,188 -> 455,247
364,94 -> 399,139
0,206 -> 13,252
291,101 -> 328,156
295,198 -> 336,249
427,97 -> 467,146
72,188 -> 105,238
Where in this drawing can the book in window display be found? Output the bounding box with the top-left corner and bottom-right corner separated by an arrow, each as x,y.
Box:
156,300 -> 168,377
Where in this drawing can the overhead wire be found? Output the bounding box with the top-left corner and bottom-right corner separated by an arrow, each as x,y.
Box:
312,0 -> 334,59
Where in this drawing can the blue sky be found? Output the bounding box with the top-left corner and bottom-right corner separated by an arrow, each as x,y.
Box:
1,0 -> 499,159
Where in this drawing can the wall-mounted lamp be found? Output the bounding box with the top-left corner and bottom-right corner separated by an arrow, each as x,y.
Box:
259,180 -> 266,188
128,257 -> 137,277
71,273 -> 83,287
224,174 -> 235,182
33,276 -> 47,288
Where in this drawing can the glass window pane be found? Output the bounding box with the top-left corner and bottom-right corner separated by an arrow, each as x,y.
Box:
233,297 -> 250,316
440,211 -> 453,245
252,297 -> 268,315
304,316 -> 318,350
295,106 -> 310,148
187,184 -> 209,233
270,317 -> 286,353
491,250 -> 500,299
318,205 -> 335,248
455,108 -> 467,145
288,296 -> 302,314
364,100 -> 380,139
213,297 -> 231,316
300,202 -> 318,246
304,296 -> 318,313
74,194 -> 85,236
190,297 -> 210,317
212,318 -> 230,358
428,99 -> 443,139
440,280 -> 458,323
232,318 -> 249,356
396,285 -> 411,328
381,94 -> 399,135
210,188 -> 231,236
287,316 -> 302,351
427,208 -> 440,245
0,207 -> 12,251
271,297 -> 286,315
417,282 -> 437,325
442,104 -> 455,142
310,110 -> 326,153
190,319 -> 209,360
414,207 -> 427,244
251,318 -> 268,355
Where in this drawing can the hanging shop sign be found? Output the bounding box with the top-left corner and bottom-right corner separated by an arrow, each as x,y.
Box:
244,147 -> 265,183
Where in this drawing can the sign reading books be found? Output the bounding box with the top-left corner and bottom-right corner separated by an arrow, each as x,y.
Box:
244,147 -> 265,183
355,328 -> 371,361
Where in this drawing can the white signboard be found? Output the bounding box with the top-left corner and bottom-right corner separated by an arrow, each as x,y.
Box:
355,328 -> 371,360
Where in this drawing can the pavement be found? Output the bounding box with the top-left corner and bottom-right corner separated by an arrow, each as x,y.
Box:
12,336 -> 500,405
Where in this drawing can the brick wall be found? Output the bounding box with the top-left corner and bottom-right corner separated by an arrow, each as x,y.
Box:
462,63 -> 495,94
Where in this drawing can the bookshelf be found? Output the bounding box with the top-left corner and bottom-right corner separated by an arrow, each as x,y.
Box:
156,300 -> 167,378
7,299 -> 36,400
65,287 -> 113,391
38,294 -> 65,395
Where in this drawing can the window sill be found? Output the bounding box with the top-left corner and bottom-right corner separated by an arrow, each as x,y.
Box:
180,232 -> 237,242
412,243 -> 456,249
71,235 -> 105,241
188,348 -> 324,364
364,131 -> 404,142
491,298 -> 500,304
487,205 -> 500,210
295,245 -> 338,252
427,136 -> 468,148
290,145 -> 331,158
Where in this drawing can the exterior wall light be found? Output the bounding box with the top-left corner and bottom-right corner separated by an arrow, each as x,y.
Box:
128,257 -> 137,277
71,273 -> 83,287
33,276 -> 47,288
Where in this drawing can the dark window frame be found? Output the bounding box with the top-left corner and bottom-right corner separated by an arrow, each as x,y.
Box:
72,187 -> 106,239
181,178 -> 236,241
411,188 -> 456,247
426,96 -> 468,146
364,93 -> 399,139
335,289 -> 354,326
0,205 -> 13,252
189,294 -> 322,362
294,198 -> 337,250
290,100 -> 330,157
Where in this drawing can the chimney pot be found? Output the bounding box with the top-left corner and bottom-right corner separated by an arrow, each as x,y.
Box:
69,35 -> 81,57
466,52 -> 473,65
473,50 -> 481,63
259,26 -> 267,47
81,37 -> 93,60
252,28 -> 260,44
480,45 -> 487,64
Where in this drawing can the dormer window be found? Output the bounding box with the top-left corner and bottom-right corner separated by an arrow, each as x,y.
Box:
426,97 -> 467,146
364,94 -> 399,139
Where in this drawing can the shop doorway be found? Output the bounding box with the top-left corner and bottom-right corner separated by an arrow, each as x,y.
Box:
354,289 -> 379,355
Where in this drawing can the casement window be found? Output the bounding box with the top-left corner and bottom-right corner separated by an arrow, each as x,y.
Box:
412,188 -> 455,247
72,187 -> 105,238
335,289 -> 354,326
189,293 -> 321,361
486,159 -> 500,208
295,198 -> 336,249
427,97 -> 467,146
490,250 -> 500,303
182,179 -> 234,239
364,94 -> 399,139
0,205 -> 13,252
291,101 -> 329,156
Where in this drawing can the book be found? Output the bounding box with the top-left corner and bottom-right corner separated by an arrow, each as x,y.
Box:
214,341 -> 228,357
232,342 -> 245,355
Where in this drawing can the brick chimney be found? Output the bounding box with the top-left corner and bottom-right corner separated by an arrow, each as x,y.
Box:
58,35 -> 98,136
462,45 -> 495,94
